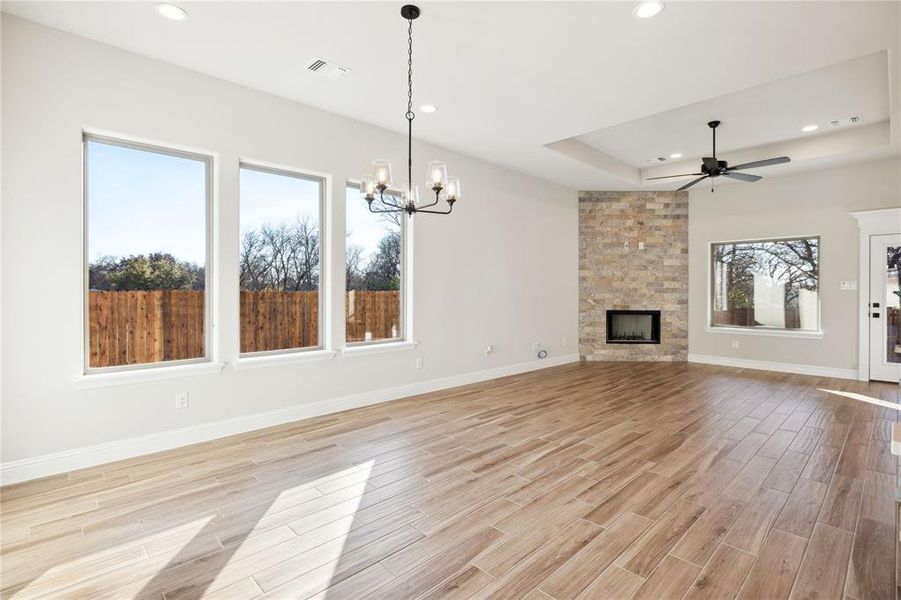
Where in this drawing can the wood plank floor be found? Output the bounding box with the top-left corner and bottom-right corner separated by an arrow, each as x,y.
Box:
1,362 -> 897,599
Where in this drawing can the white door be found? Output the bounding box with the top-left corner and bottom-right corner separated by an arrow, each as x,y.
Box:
869,233 -> 901,382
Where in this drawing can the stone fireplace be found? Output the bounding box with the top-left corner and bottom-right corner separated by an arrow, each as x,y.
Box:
579,191 -> 688,361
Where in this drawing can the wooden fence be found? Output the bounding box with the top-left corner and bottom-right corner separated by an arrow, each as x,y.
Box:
88,290 -> 205,368
88,290 -> 400,367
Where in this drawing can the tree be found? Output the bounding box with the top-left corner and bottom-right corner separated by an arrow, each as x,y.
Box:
346,244 -> 365,290
362,231 -> 401,291
89,253 -> 203,291
239,216 -> 320,291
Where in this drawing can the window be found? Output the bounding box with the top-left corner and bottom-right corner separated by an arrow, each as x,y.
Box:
345,183 -> 404,344
239,164 -> 324,354
85,135 -> 211,370
711,236 -> 819,331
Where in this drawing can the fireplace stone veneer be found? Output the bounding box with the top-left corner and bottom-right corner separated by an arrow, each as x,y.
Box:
579,191 -> 688,362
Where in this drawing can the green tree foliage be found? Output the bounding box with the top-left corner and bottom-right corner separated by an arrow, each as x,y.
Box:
361,231 -> 401,291
89,253 -> 204,291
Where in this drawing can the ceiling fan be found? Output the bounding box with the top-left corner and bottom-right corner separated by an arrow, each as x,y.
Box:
647,120 -> 791,191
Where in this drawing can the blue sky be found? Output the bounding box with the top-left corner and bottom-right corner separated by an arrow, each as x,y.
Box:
88,139 -> 397,266
87,140 -> 207,264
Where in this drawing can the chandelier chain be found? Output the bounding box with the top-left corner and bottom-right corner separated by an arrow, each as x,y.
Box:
407,18 -> 414,120
406,17 -> 415,196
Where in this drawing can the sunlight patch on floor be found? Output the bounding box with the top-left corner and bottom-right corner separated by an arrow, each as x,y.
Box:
203,460 -> 376,597
819,388 -> 900,410
15,515 -> 214,598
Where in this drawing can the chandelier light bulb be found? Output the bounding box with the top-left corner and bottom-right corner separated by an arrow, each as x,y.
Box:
361,175 -> 377,200
427,160 -> 447,190
404,184 -> 420,206
372,159 -> 392,188
446,177 -> 460,201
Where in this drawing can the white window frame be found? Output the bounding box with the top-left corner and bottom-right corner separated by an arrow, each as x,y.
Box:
343,181 -> 411,350
82,132 -> 215,375
237,161 -> 328,358
707,234 -> 822,336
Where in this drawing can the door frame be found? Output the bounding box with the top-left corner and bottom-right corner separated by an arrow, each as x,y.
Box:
851,208 -> 901,381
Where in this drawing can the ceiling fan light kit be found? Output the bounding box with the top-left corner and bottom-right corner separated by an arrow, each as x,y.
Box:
647,120 -> 791,192
360,5 -> 459,217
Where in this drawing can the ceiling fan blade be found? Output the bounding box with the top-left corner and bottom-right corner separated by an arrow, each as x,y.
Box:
722,171 -> 761,183
646,173 -> 704,180
702,157 -> 719,171
728,156 -> 790,171
677,176 -> 708,191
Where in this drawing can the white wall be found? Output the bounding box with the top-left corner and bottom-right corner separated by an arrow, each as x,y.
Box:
688,158 -> 901,376
0,16 -> 578,475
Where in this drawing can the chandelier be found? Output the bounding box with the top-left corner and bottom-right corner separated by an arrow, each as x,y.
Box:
360,4 -> 459,216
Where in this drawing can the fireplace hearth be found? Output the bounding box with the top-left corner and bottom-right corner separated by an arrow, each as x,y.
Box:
606,310 -> 661,344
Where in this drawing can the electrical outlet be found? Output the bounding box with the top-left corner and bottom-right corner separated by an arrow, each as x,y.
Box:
175,392 -> 189,409
562,337 -> 567,347
531,341 -> 540,352
415,358 -> 423,369
840,281 -> 857,291
731,340 -> 739,349
484,345 -> 493,357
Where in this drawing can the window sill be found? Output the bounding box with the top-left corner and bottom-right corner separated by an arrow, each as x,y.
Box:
74,361 -> 226,389
342,341 -> 418,357
704,326 -> 823,339
232,350 -> 337,370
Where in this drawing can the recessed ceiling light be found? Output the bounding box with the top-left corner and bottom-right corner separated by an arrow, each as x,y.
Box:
801,124 -> 819,132
419,104 -> 437,113
670,153 -> 683,159
156,3 -> 188,21
633,1 -> 665,19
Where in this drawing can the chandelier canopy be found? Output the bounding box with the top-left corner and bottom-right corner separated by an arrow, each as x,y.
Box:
360,4 -> 459,217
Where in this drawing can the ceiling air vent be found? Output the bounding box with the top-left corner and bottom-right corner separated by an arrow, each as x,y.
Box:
829,115 -> 862,128
305,57 -> 351,80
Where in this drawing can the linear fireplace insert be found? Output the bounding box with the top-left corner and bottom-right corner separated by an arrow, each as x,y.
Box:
606,310 -> 661,344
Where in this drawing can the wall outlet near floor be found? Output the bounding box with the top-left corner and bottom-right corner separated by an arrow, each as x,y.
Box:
415,358 -> 423,369
562,337 -> 567,348
840,280 -> 857,291
484,345 -> 493,357
175,392 -> 189,409
731,340 -> 740,349
531,341 -> 540,352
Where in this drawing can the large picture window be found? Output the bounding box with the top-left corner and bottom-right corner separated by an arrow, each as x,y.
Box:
239,164 -> 324,354
711,236 -> 819,331
85,135 -> 211,370
345,183 -> 404,345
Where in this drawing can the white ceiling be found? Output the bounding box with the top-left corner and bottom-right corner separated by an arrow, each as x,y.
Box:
3,1 -> 900,190
576,52 -> 890,168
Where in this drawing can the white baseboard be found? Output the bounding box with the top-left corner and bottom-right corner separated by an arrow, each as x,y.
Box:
1,354 -> 579,485
688,353 -> 858,380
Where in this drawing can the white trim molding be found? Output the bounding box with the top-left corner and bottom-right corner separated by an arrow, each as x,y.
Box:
232,350 -> 337,370
703,326 -> 823,339
688,353 -> 857,380
73,361 -> 227,389
342,341 -> 418,357
2,353 -> 579,485
850,207 -> 901,381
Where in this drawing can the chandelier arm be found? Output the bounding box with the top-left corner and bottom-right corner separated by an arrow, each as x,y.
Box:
377,189 -> 405,210
414,204 -> 454,215
367,204 -> 405,214
415,189 -> 441,209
